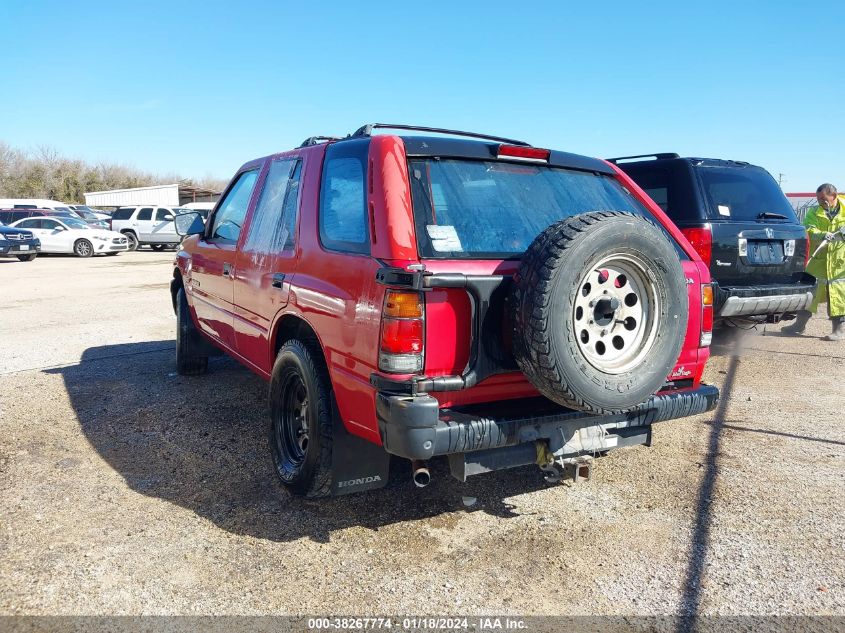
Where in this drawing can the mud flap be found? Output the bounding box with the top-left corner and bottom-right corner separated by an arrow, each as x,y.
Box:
330,404 -> 391,496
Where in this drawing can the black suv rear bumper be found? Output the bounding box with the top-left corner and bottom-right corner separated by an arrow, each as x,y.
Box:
376,384 -> 719,462
715,276 -> 816,318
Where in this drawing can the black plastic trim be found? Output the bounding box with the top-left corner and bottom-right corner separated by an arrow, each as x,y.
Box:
351,123 -> 530,146
376,385 -> 719,460
372,268 -> 515,393
714,275 -> 817,305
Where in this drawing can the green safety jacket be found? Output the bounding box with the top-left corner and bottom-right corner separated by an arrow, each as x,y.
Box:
805,195 -> 845,317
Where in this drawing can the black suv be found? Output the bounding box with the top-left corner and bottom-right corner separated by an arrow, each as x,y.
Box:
0,222 -> 40,261
609,154 -> 815,325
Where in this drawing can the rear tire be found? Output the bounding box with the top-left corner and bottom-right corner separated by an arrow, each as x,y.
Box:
269,339 -> 333,498
511,211 -> 688,414
74,239 -> 93,258
16,254 -> 37,262
123,232 -> 138,251
176,288 -> 208,376
151,244 -> 166,252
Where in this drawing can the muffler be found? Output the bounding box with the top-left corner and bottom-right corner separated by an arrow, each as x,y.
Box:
411,460 -> 431,488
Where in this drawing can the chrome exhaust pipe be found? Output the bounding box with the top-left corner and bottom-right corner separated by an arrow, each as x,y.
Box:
411,460 -> 431,488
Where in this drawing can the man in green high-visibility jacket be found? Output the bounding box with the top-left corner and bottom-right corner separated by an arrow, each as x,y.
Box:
783,183 -> 845,341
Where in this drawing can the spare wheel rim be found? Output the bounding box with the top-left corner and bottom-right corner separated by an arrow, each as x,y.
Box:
572,253 -> 660,375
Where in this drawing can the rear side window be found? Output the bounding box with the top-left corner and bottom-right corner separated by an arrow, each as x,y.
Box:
620,162 -> 701,224
409,158 -> 652,259
210,169 -> 260,241
243,158 -> 301,255
112,208 -> 135,220
137,207 -> 153,221
319,140 -> 369,255
16,219 -> 41,229
1,211 -> 30,223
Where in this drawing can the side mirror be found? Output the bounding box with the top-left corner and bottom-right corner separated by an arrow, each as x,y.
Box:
174,211 -> 204,236
163,214 -> 174,222
53,226 -> 66,232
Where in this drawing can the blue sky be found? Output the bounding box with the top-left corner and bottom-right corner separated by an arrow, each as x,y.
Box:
2,0 -> 842,192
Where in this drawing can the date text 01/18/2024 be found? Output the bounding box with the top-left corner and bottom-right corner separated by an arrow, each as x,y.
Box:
306,617 -> 528,630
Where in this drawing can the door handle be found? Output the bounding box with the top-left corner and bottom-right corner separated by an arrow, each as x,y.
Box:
223,262 -> 233,277
272,273 -> 286,288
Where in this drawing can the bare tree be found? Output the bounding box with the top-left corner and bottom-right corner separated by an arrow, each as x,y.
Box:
0,142 -> 223,203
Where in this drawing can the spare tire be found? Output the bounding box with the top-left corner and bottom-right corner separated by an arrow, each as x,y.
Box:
511,211 -> 688,414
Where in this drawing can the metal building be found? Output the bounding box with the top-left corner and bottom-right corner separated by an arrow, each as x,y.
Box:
84,182 -> 220,208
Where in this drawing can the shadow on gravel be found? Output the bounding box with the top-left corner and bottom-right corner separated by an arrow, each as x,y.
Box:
677,354 -> 739,627
49,341 -> 551,543
716,420 -> 845,447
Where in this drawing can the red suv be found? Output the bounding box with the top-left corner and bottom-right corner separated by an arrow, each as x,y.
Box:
171,124 -> 718,498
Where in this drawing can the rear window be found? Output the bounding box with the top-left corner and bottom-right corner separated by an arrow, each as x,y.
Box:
112,208 -> 135,220
696,165 -> 798,222
409,158 -> 654,259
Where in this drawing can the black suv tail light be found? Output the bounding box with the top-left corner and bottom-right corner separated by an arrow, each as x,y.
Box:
681,226 -> 713,267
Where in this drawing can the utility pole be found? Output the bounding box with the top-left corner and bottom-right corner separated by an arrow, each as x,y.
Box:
777,173 -> 786,187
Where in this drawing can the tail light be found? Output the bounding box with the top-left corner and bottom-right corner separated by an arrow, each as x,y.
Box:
378,290 -> 424,373
700,284 -> 714,347
805,234 -> 810,267
497,144 -> 550,161
681,226 -> 713,267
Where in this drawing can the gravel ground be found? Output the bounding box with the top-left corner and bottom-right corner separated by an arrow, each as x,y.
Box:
0,251 -> 843,617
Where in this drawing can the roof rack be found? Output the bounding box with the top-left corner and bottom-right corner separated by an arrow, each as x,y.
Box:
350,123 -> 531,147
606,153 -> 680,164
299,136 -> 341,148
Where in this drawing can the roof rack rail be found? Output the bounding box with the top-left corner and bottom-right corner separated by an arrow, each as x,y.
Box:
299,136 -> 341,148
606,153 -> 680,164
350,123 -> 531,147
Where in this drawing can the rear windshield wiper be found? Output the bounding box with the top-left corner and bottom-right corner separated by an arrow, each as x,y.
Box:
758,212 -> 789,220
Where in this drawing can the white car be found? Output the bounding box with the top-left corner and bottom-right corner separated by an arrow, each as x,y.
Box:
9,216 -> 129,257
109,206 -> 189,251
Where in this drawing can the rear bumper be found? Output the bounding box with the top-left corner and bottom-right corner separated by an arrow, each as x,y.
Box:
376,384 -> 719,461
715,278 -> 816,318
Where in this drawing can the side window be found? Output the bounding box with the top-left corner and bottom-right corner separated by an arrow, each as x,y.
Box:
113,208 -> 134,220
319,140 -> 369,254
643,187 -> 669,212
0,212 -> 11,224
41,219 -> 60,230
137,207 -> 153,221
243,159 -> 301,254
17,219 -> 40,229
210,170 -> 260,241
155,208 -> 174,221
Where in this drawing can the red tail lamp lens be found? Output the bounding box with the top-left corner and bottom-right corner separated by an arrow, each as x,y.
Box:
681,227 -> 713,267
380,318 -> 423,354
